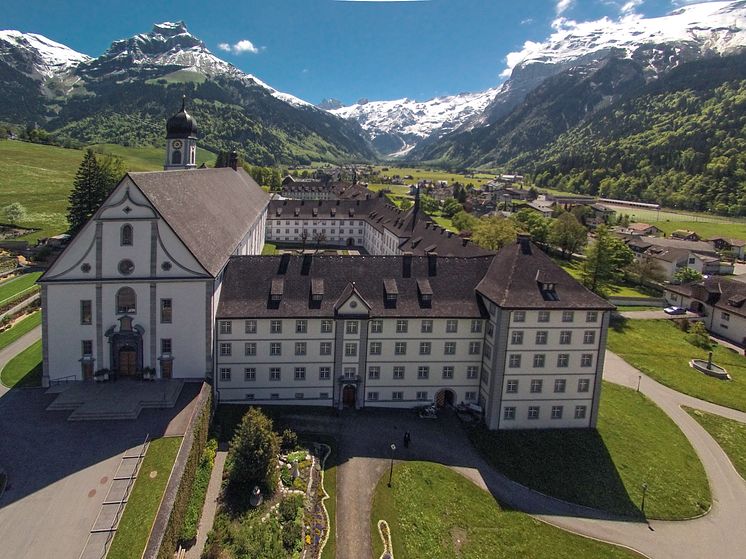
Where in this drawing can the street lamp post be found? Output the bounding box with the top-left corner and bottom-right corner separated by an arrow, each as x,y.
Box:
387,443 -> 397,488
641,482 -> 648,516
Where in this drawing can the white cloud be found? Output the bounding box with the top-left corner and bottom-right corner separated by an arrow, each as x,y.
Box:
620,0 -> 643,15
521,17 -> 535,25
217,39 -> 260,54
555,0 -> 574,15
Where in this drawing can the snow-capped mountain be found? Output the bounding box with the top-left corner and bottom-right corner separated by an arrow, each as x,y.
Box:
0,30 -> 90,80
329,89 -> 498,156
480,0 -> 746,126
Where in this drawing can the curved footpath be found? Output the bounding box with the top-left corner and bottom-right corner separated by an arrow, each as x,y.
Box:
0,325 -> 41,399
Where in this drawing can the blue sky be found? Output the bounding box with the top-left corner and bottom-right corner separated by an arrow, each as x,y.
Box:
1,0 -> 705,104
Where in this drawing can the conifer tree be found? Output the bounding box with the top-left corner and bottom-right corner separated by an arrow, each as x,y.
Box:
67,149 -> 106,235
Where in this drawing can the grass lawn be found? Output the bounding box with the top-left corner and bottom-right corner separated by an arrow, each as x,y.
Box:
470,382 -> 710,519
553,258 -> 659,299
608,319 -> 746,412
684,407 -> 746,480
370,461 -> 643,559
0,339 -> 42,388
0,272 -> 42,305
261,242 -> 278,255
107,437 -> 183,559
0,311 -> 41,351
315,438 -> 337,559
431,214 -> 456,231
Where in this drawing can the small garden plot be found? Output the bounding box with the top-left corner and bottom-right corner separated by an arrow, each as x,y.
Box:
204,409 -> 332,559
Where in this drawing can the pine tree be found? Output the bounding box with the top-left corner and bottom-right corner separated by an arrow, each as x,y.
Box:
67,149 -> 107,235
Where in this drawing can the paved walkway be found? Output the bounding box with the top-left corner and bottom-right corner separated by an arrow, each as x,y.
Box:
0,325 -> 41,398
185,449 -> 227,559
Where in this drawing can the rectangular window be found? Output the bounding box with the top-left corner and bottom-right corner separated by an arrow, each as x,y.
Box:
270,320 -> 282,334
444,342 -> 456,355
511,331 -> 524,345
465,391 -> 477,401
417,366 -> 430,380
581,354 -> 593,367
219,343 -> 232,357
396,320 -> 408,334
554,378 -> 566,393
575,405 -> 587,419
160,299 -> 172,323
295,393 -> 304,400
467,366 -> 479,379
551,405 -> 564,419
367,392 -> 379,401
219,368 -> 231,381
296,320 -> 308,333
578,378 -> 591,393
421,319 -> 433,333
504,407 -> 516,420
320,392 -> 330,399
270,368 -> 281,381
346,320 -> 359,334
538,311 -> 550,323
319,367 -> 331,380
471,319 -> 483,333
393,366 -> 405,380
509,354 -> 522,368
487,323 -> 494,336
245,320 -> 257,334
533,354 -> 545,368
416,391 -> 429,401
270,342 -> 282,356
530,379 -> 543,393
244,368 -> 256,381
559,331 -> 572,345
320,342 -> 332,356
344,367 -> 356,379
294,367 -> 306,380
722,312 -> 730,321
219,321 -> 232,335
442,366 -> 454,379
344,343 -> 357,357
161,338 -> 172,354
321,320 -> 333,334
245,393 -> 255,401
419,342 -> 431,355
295,342 -> 307,356
446,319 -> 458,333
513,311 -> 526,323
82,340 -> 93,356
506,379 -> 518,393
469,341 -> 481,355
368,366 -> 380,380
528,406 -> 540,420
484,344 -> 491,359
394,342 -> 407,355
586,311 -> 598,323
535,331 -> 548,345
244,342 -> 256,356
392,391 -> 403,401
562,311 -> 574,323
583,330 -> 596,344
557,353 -> 569,368
370,319 -> 383,334
270,393 -> 279,400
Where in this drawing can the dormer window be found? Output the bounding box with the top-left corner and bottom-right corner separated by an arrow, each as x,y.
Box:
121,224 -> 133,246
417,278 -> 433,307
384,278 -> 398,306
311,278 -> 324,305
270,278 -> 284,303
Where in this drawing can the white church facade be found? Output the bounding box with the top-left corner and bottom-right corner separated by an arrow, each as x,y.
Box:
40,102 -> 613,430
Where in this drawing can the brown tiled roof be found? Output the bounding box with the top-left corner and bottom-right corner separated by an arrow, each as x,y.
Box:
475,239 -> 614,310
217,254 -> 493,318
130,167 -> 269,276
666,277 -> 746,318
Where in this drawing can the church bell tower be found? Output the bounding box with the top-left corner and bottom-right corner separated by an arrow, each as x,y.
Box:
164,96 -> 198,170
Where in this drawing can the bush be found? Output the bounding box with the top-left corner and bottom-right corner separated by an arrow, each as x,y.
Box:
281,428 -> 299,452
225,407 -> 280,510
278,494 -> 303,523
281,521 -> 303,553
685,321 -> 714,350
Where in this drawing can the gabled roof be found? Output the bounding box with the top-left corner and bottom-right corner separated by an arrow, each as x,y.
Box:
666,277 -> 746,318
130,167 -> 269,276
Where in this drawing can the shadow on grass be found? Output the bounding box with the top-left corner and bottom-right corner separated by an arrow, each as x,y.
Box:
12,362 -> 42,389
468,424 -> 643,519
610,314 -> 631,333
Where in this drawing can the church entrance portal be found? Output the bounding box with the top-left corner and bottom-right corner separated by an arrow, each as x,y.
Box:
118,346 -> 138,377
342,384 -> 357,408
106,315 -> 144,379
435,389 -> 456,409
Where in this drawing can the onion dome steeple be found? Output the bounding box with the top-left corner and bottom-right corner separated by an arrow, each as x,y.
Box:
164,96 -> 198,170
166,95 -> 198,139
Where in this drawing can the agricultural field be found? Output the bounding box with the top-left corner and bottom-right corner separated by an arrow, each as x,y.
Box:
0,140 -> 215,241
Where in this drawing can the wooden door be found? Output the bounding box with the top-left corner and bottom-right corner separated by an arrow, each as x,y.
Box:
82,362 -> 94,381
161,361 -> 172,379
119,349 -> 137,376
342,385 -> 356,407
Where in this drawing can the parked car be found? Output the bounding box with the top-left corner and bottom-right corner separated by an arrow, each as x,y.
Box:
664,306 -> 686,315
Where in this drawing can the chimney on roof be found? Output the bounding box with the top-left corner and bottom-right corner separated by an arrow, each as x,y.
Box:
428,252 -> 438,277
402,252 -> 413,278
229,150 -> 238,171
517,233 -> 531,254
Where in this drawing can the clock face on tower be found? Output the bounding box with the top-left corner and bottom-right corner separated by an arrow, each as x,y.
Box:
172,140 -> 183,149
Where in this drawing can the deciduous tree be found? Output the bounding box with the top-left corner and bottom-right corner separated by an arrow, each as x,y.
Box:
580,226 -> 634,295
471,216 -> 517,251
549,212 -> 587,258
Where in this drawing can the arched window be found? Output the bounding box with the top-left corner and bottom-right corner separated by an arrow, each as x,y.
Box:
120,224 -> 133,246
171,150 -> 182,165
116,287 -> 136,314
